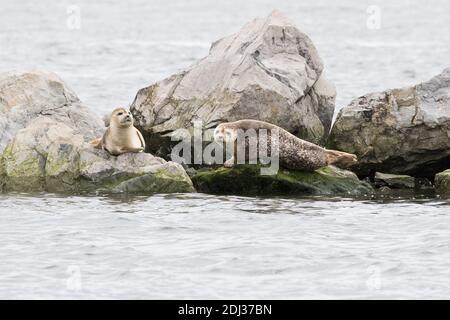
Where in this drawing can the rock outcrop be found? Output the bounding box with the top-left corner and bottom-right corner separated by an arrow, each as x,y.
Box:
328,68 -> 450,178
131,10 -> 336,158
192,165 -> 373,196
0,71 -> 195,194
435,169 -> 450,193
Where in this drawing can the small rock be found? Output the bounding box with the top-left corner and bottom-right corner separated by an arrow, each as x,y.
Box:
435,169 -> 450,193
374,172 -> 415,189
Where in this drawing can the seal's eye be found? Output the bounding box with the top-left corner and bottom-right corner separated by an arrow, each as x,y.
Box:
117,112 -> 123,116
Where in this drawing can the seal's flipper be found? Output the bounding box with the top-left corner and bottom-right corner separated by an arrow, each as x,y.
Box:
89,137 -> 102,149
325,149 -> 358,169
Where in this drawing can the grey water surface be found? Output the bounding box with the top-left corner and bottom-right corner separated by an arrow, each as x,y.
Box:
0,0 -> 450,299
1,193 -> 449,299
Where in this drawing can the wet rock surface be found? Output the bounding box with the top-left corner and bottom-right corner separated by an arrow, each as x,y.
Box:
374,172 -> 415,189
192,165 -> 374,196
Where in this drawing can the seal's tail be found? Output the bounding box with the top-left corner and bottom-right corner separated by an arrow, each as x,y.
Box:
325,149 -> 358,169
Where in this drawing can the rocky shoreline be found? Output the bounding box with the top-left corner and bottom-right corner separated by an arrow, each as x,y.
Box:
0,11 -> 448,196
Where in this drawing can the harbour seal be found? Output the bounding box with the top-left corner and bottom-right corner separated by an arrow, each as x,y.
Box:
90,107 -> 145,155
214,119 -> 357,170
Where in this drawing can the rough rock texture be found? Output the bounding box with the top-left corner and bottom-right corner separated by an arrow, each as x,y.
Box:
131,10 -> 336,158
192,165 -> 373,196
0,70 -> 104,152
435,169 -> 450,193
0,117 -> 195,193
374,172 -> 415,189
328,68 -> 450,178
0,70 -> 195,194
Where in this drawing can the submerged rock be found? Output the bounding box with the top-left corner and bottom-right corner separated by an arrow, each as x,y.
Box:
328,68 -> 450,178
374,172 -> 415,189
435,169 -> 450,193
131,10 -> 336,158
0,71 -> 195,194
192,165 -> 373,196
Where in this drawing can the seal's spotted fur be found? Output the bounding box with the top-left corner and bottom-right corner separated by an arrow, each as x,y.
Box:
214,120 -> 357,171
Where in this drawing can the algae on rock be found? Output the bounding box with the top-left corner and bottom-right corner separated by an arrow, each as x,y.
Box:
192,165 -> 373,196
435,169 -> 450,193
0,71 -> 195,194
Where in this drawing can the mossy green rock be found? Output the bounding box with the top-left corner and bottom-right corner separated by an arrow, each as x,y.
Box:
0,70 -> 195,194
0,117 -> 78,192
435,169 -> 450,193
192,165 -> 374,196
0,118 -> 195,194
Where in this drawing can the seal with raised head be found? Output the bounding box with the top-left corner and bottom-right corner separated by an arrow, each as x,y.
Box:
90,107 -> 145,155
214,119 -> 357,170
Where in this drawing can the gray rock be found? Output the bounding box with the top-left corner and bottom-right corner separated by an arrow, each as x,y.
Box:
76,147 -> 195,194
329,68 -> 450,177
435,169 -> 450,193
0,117 -> 195,193
0,70 -> 104,152
1,117 -> 79,191
131,10 -> 335,158
0,71 -> 195,194
374,172 -> 415,189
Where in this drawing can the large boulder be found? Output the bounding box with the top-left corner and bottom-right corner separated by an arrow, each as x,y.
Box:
0,70 -> 104,152
131,10 -> 336,158
0,116 -> 195,193
0,70 -> 195,194
192,165 -> 373,196
328,68 -> 450,178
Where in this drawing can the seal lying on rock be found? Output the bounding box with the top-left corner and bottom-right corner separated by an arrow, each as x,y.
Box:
214,119 -> 357,171
90,107 -> 145,155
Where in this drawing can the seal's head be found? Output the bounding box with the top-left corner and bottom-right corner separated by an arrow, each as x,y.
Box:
214,123 -> 237,143
110,107 -> 133,128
